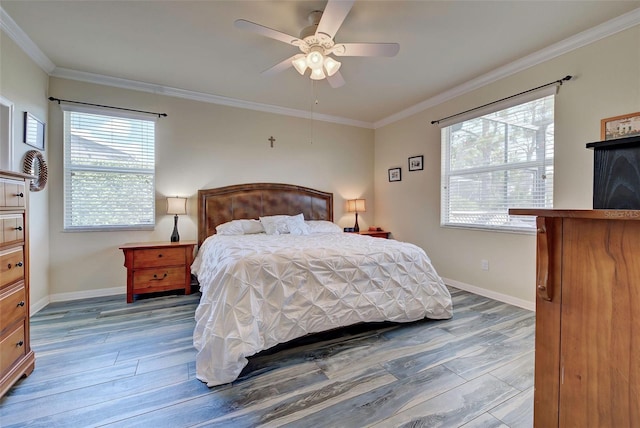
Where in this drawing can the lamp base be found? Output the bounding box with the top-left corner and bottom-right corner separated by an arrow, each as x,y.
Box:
353,212 -> 360,232
170,215 -> 180,242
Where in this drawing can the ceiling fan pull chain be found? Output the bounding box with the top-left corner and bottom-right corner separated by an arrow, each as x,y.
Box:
309,80 -> 317,144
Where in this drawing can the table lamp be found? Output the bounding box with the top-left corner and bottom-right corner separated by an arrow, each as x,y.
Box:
167,197 -> 187,242
347,199 -> 366,232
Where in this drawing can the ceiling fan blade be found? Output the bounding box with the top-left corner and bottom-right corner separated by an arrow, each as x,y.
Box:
334,43 -> 400,57
234,19 -> 300,45
261,55 -> 298,76
327,71 -> 346,88
315,0 -> 355,39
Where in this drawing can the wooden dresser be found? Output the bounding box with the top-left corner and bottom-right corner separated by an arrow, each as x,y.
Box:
0,170 -> 35,398
510,209 -> 639,427
120,241 -> 196,303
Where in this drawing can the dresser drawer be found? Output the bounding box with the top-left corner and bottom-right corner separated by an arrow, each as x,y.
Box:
0,179 -> 26,207
0,248 -> 24,288
132,247 -> 185,268
0,324 -> 26,374
132,267 -> 186,291
0,284 -> 26,332
1,215 -> 24,246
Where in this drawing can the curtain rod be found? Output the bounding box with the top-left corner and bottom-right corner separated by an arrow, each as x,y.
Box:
48,97 -> 167,118
430,75 -> 572,125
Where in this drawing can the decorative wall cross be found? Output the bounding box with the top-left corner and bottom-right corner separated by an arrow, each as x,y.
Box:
268,136 -> 276,148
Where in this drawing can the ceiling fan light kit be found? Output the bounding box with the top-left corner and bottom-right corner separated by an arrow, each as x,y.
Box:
234,0 -> 398,88
292,48 -> 342,79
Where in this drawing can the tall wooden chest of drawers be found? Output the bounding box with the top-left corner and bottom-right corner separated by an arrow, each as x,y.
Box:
0,170 -> 35,398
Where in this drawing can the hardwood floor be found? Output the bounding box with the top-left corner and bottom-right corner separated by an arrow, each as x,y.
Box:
0,287 -> 534,427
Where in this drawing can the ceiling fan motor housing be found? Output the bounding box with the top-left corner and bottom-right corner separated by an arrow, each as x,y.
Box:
299,10 -> 323,39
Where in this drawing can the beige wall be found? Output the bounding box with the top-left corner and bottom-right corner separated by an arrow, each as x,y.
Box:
47,77 -> 374,296
375,26 -> 640,306
3,23 -> 639,308
0,31 -> 50,312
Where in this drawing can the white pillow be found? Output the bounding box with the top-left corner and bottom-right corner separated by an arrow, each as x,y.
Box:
305,220 -> 343,234
260,213 -> 308,235
287,214 -> 310,235
259,215 -> 289,235
216,219 -> 264,235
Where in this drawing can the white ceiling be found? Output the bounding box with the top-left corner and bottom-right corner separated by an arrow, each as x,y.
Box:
2,1 -> 639,127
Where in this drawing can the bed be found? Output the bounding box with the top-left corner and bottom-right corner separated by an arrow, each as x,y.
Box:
192,183 -> 453,387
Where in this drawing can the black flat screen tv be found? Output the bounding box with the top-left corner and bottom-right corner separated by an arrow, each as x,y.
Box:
586,135 -> 640,209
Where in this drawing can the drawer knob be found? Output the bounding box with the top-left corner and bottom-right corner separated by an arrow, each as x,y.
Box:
152,272 -> 168,280
17,301 -> 25,307
158,254 -> 163,258
16,261 -> 23,267
15,226 -> 23,231
17,340 -> 24,347
16,192 -> 24,198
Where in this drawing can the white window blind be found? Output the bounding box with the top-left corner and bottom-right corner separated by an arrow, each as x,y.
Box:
63,107 -> 156,231
441,92 -> 555,232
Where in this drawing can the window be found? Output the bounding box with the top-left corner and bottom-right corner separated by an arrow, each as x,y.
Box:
441,92 -> 554,232
63,107 -> 155,231
0,97 -> 14,171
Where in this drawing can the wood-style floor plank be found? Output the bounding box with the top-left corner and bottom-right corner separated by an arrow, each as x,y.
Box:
0,288 -> 534,427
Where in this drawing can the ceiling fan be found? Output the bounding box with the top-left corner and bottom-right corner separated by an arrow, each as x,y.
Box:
234,0 -> 400,88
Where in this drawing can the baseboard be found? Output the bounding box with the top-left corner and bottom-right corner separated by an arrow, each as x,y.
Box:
30,295 -> 50,316
443,277 -> 535,312
30,286 -> 129,315
34,281 -> 532,315
49,286 -> 126,303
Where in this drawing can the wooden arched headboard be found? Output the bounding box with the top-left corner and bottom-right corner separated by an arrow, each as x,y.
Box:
197,183 -> 333,246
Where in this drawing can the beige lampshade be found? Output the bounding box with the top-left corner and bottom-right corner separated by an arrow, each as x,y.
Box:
347,199 -> 366,213
166,197 -> 187,215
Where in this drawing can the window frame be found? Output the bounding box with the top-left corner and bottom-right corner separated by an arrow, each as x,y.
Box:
440,88 -> 556,233
62,104 -> 157,232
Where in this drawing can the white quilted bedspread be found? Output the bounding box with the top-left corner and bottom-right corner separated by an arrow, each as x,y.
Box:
191,233 -> 453,387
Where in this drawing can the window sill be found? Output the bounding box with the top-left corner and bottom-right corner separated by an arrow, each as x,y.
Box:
63,225 -> 155,233
440,223 -> 536,235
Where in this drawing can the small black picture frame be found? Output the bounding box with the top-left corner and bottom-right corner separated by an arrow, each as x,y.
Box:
24,112 -> 45,150
388,167 -> 401,182
408,155 -> 424,171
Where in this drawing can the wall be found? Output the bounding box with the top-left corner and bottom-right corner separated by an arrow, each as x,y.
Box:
0,30 -> 50,313
47,77 -> 374,297
375,25 -> 640,307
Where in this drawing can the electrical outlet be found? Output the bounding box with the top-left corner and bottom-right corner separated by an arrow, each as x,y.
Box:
481,259 -> 489,271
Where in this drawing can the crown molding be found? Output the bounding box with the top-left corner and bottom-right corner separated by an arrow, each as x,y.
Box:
374,7 -> 640,129
49,68 -> 374,129
3,4 -> 638,130
0,6 -> 55,73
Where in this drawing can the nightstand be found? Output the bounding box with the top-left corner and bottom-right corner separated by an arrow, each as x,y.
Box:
120,241 -> 196,303
359,230 -> 390,239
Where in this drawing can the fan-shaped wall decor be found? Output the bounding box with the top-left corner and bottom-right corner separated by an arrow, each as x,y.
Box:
23,150 -> 47,191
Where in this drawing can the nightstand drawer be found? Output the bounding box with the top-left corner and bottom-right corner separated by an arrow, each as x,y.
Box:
0,324 -> 26,374
132,247 -> 186,268
359,231 -> 390,239
0,248 -> 24,288
132,267 -> 186,291
0,284 -> 26,331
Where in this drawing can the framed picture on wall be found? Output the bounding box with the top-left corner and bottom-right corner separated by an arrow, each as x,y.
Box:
408,155 -> 424,171
388,167 -> 401,182
24,112 -> 45,150
600,112 -> 640,140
